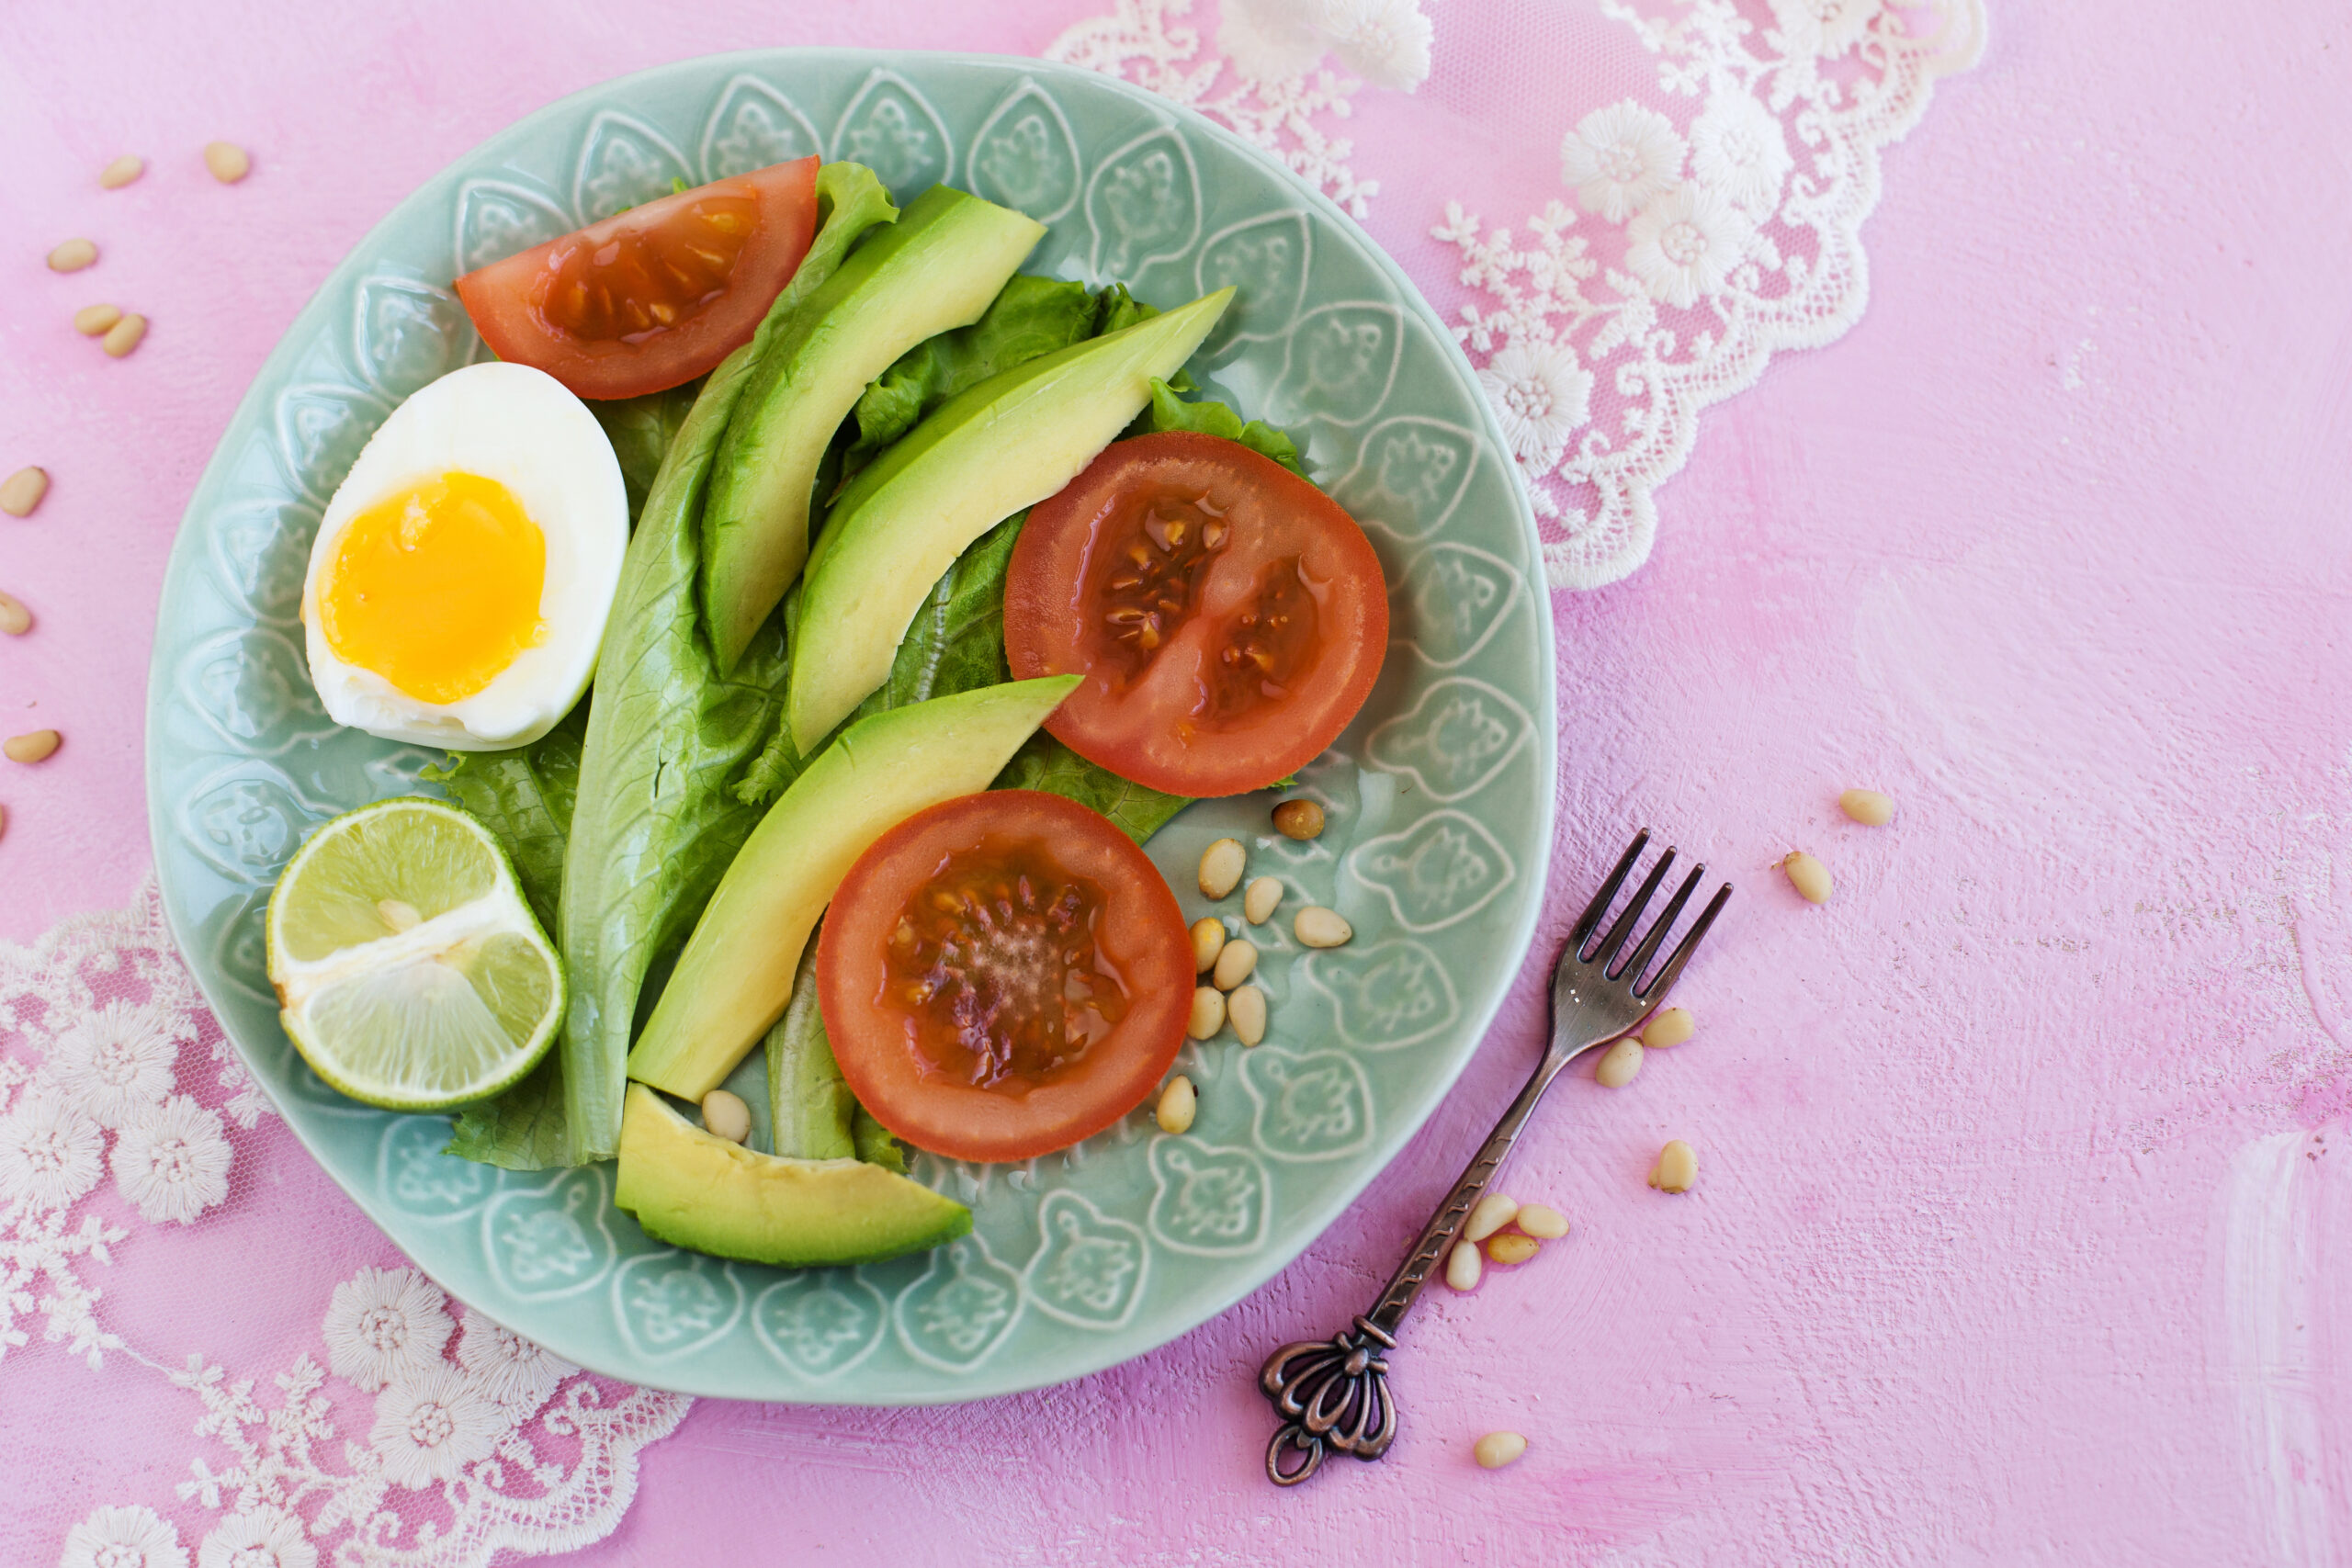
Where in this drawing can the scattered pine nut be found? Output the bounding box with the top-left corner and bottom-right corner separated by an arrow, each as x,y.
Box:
1187,985 -> 1227,1041
1838,788 -> 1894,827
1199,837 -> 1246,899
47,238 -> 98,273
0,593 -> 28,636
376,897 -> 422,934
1294,905 -> 1352,948
1486,1233 -> 1539,1266
6,730 -> 61,764
98,155 -> 144,189
1191,916 -> 1227,974
102,313 -> 148,357
1,468 -> 49,518
1444,1238 -> 1482,1292
1595,1037 -> 1644,1088
1211,938 -> 1258,991
1474,1431 -> 1528,1470
204,141 -> 252,183
1228,984 -> 1267,1045
700,1089 -> 751,1145
1516,1203 -> 1568,1239
1641,1006 -> 1694,1049
1781,850 -> 1832,904
74,303 -> 123,336
0,805 -> 7,842
1243,875 -> 1283,925
1272,798 -> 1325,840
1156,1074 -> 1196,1134
1464,1191 -> 1518,1243
1649,1139 -> 1698,1193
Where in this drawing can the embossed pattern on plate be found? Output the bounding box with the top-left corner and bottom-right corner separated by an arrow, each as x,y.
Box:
147,51 -> 1555,1404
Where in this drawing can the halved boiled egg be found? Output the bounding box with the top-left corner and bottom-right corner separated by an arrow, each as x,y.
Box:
301,361 -> 627,750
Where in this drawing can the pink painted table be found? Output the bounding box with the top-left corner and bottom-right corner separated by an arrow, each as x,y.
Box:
5,0 -> 2349,1562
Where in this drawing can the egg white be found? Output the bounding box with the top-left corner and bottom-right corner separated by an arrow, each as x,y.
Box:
301,361 -> 628,750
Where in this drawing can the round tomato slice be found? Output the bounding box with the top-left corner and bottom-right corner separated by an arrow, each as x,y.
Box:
1003,431 -> 1389,796
817,790 -> 1190,1164
453,157 -> 819,400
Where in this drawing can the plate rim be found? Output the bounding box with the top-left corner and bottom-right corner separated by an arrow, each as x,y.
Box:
145,44 -> 1559,1404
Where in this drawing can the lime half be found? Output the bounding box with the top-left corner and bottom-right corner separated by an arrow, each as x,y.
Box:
266,796 -> 562,1111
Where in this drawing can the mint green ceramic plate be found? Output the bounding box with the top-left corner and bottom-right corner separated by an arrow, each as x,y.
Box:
148,50 -> 1555,1402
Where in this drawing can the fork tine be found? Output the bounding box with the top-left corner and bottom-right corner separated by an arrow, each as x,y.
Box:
1634,880 -> 1734,1002
1592,847 -> 1675,972
1572,830 -> 1649,949
1620,862 -> 1704,983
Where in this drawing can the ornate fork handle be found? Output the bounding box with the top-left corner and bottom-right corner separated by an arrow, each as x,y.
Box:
1259,1040 -> 1586,1485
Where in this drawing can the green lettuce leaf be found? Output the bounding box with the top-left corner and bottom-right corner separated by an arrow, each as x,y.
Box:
445,1053 -> 569,1169
992,730 -> 1191,846
550,162 -> 899,1167
592,381 -> 703,522
1136,378 -> 1307,476
849,275 -> 1100,457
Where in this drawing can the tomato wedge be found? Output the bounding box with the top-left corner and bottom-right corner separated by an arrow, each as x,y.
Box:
453,157 -> 819,400
817,790 -> 1190,1164
1004,431 -> 1389,797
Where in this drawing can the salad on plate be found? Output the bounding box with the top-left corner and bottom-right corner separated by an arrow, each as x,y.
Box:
266,153 -> 1391,1273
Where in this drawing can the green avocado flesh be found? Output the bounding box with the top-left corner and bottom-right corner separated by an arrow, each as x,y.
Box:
614,1084 -> 968,1267
785,287 -> 1236,753
701,186 -> 1046,675
623,674 -> 1080,1100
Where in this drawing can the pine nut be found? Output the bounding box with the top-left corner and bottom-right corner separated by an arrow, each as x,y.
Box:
1474,1431 -> 1528,1470
74,303 -> 123,336
1464,1191 -> 1518,1243
1516,1203 -> 1568,1239
1839,788 -> 1894,827
1486,1233 -> 1539,1266
1595,1037 -> 1644,1088
0,805 -> 7,842
1641,1006 -> 1694,1049
1156,1074 -> 1196,1134
1781,850 -> 1831,904
6,730 -> 61,764
1212,939 -> 1258,991
1187,985 -> 1227,1041
0,593 -> 28,636
1199,837 -> 1246,898
204,141 -> 251,183
102,313 -> 148,357
1243,875 -> 1283,925
1649,1139 -> 1697,1193
1228,984 -> 1267,1045
99,155 -> 144,189
47,238 -> 98,273
1,468 -> 48,518
1272,798 -> 1325,840
1444,1238 -> 1482,1292
1191,916 -> 1227,974
1294,905 -> 1352,948
700,1089 -> 752,1145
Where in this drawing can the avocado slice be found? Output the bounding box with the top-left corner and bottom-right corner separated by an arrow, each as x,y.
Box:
785,288 -> 1235,753
615,1084 -> 967,1267
701,186 -> 1046,675
624,674 -> 1080,1100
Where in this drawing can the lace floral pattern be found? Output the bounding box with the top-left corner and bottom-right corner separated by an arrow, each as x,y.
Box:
5,886 -> 689,1568
1048,0 -> 1985,586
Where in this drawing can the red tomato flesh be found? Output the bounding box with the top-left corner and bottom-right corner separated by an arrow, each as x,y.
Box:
1004,431 -> 1389,796
453,157 -> 819,400
818,791 -> 1190,1164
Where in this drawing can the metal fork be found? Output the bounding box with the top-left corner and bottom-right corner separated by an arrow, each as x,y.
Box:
1256,829 -> 1732,1485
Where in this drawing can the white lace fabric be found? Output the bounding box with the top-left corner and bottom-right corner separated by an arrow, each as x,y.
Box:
3,885 -> 686,1568
1051,0 -> 1986,586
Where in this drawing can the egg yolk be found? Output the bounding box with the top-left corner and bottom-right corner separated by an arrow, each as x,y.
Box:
318,471 -> 548,705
